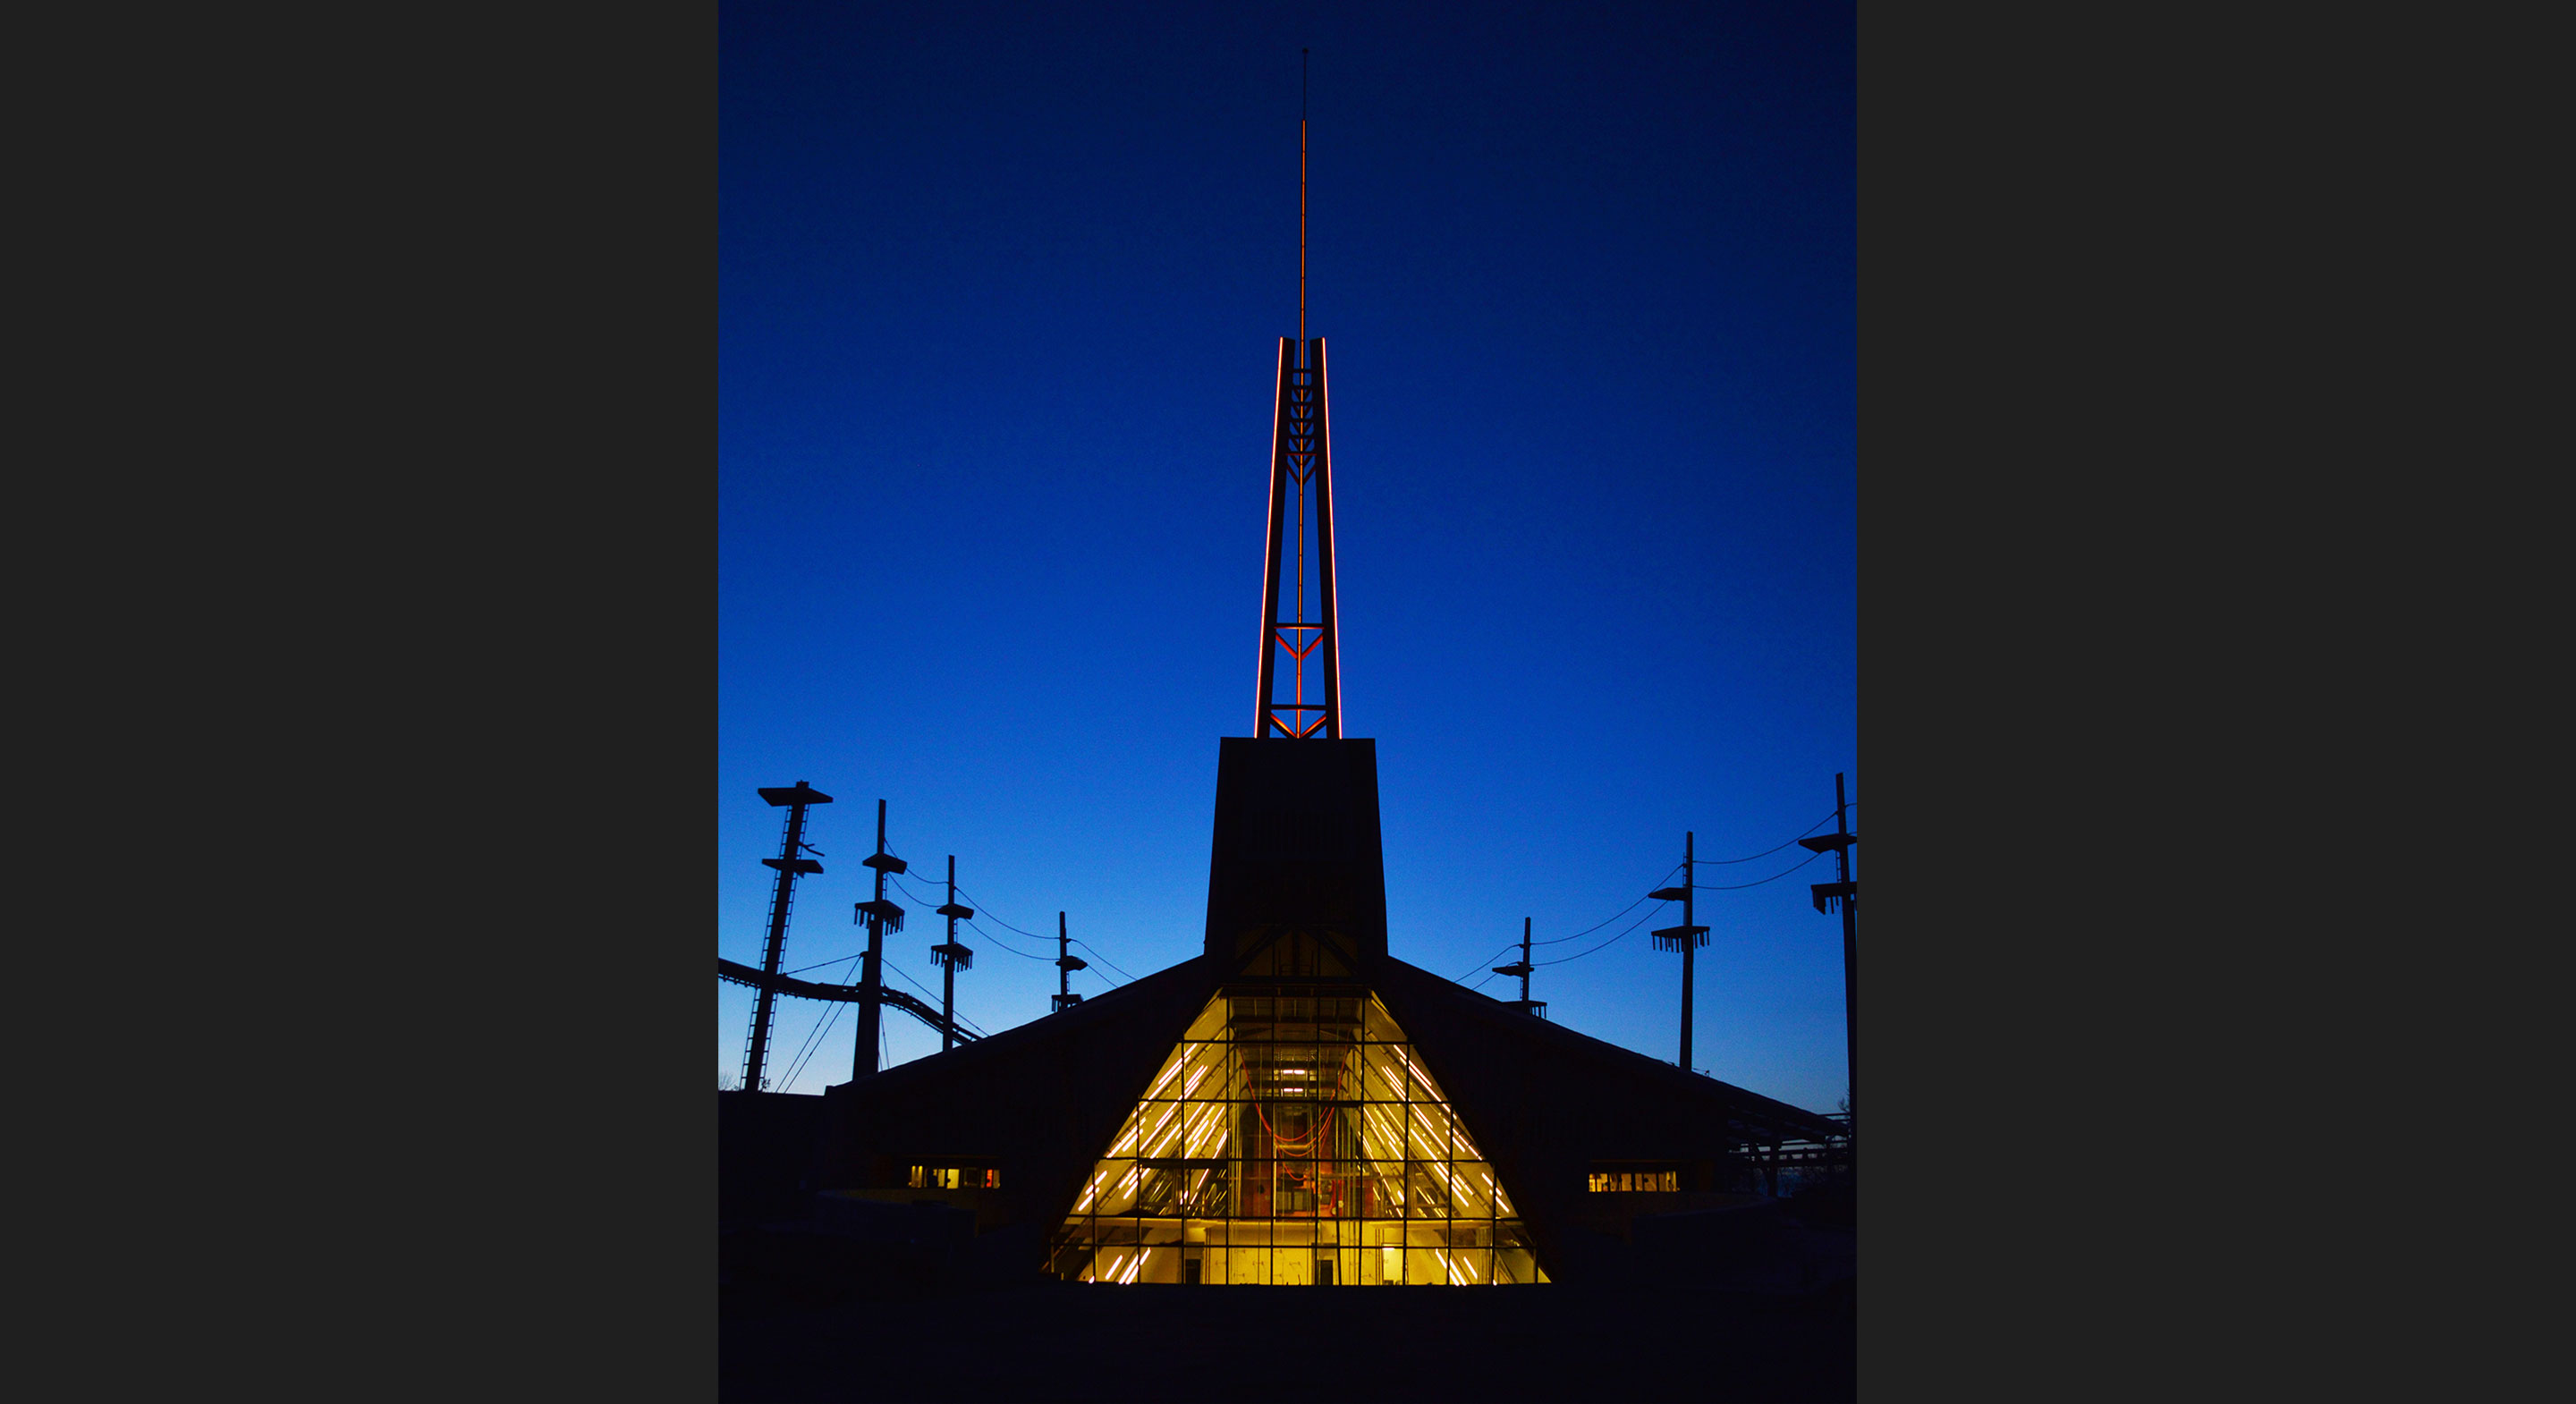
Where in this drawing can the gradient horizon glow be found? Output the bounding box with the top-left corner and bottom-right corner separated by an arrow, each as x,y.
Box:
720,2 -> 1856,1111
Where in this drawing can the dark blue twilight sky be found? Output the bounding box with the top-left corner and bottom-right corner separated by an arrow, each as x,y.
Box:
718,2 -> 1855,1112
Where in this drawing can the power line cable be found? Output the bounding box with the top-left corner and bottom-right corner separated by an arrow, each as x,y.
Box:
775,952 -> 862,1090
762,945 -> 990,1036
776,955 -> 858,1072
1526,892 -> 1655,948
947,882 -> 1140,986
1528,851 -> 1832,976
951,884 -> 1118,974
778,1001 -> 844,1092
950,884 -> 1046,938
860,973 -> 970,1070
773,945 -> 991,1086
1450,859 -> 1683,982
1688,808 -> 1842,866
962,917 -> 1054,961
885,954 -> 987,1036
1693,848 -> 1827,890
1524,862 -> 1683,946
860,879 -> 1001,1031
1513,851 -> 1835,980
891,872 -> 948,908
1534,900 -> 1672,968
1453,803 -> 1854,989
1452,943 -> 1520,984
1069,940 -> 1135,984
885,957 -> 943,1001
892,873 -> 1052,965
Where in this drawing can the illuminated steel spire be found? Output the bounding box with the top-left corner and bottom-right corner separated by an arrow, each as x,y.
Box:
1255,63 -> 1343,740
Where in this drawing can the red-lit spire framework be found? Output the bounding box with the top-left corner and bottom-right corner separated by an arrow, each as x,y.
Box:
1254,335 -> 1343,739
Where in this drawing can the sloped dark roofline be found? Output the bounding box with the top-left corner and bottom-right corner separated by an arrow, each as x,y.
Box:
1365,953 -> 1843,1144
828,952 -> 1224,1102
825,944 -> 1839,1156
809,943 -> 1843,1288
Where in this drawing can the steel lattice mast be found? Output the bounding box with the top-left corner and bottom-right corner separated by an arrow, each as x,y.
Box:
740,781 -> 829,1093
1254,66 -> 1344,740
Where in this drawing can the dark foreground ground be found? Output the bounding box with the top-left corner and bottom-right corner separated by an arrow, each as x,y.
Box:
720,1277 -> 1854,1401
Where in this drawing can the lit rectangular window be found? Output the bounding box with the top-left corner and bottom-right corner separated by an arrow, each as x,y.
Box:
1588,1166 -> 1680,1192
910,1163 -> 997,1189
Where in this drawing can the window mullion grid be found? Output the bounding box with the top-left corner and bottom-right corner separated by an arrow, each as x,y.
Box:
1402,1036 -> 1414,1286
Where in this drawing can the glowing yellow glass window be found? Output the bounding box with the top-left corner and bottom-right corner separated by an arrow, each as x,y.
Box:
1049,987 -> 1544,1284
908,1164 -> 996,1189
1588,1167 -> 1680,1192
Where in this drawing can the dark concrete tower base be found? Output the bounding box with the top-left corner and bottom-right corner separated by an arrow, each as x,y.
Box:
1201,736 -> 1387,970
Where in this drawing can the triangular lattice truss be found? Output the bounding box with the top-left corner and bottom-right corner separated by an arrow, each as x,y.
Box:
1256,338 -> 1342,740
1050,986 -> 1546,1285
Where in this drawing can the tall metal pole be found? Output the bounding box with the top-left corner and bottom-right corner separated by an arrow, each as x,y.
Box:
1680,832 -> 1696,1071
741,781 -> 828,1093
1800,775 -> 1861,1167
943,858 -> 958,1052
852,800 -> 906,1078
1054,911 -> 1088,1013
860,801 -> 886,1075
931,857 -> 977,1053
1836,774 -> 1859,1137
1492,916 -> 1543,1017
1650,842 -> 1708,1061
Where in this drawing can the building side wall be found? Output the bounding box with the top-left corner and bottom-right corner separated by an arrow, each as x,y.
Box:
806,956 -> 1224,1286
1367,957 -> 1818,1283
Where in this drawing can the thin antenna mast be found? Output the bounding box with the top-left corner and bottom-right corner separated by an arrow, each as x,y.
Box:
1254,48 -> 1341,740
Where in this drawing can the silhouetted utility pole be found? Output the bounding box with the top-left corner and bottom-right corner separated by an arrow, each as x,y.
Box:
740,781 -> 829,1093
1493,917 -> 1546,1018
1053,911 -> 1087,1013
1801,774 -> 1860,1143
852,800 -> 907,1078
931,856 -> 975,1053
1652,833 -> 1710,1070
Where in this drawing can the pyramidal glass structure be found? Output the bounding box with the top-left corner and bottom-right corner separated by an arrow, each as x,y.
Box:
1049,985 -> 1546,1285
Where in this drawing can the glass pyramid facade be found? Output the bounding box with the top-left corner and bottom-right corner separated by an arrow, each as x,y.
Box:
1049,985 -> 1546,1285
